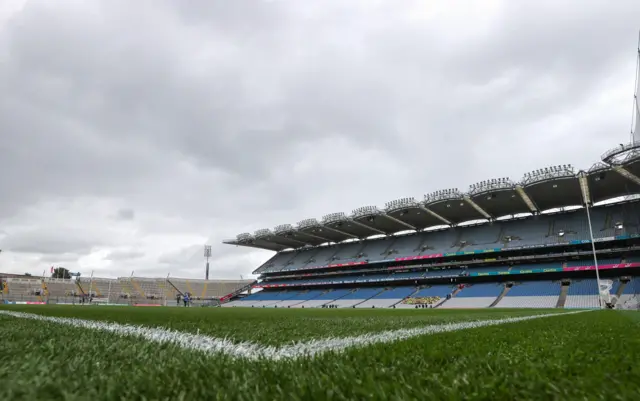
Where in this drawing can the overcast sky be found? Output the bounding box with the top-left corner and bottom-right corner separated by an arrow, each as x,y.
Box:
0,0 -> 639,279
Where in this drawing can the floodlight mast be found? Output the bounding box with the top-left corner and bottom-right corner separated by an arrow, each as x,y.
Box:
468,177 -> 514,196
631,30 -> 640,143
583,202 -> 605,309
204,245 -> 212,281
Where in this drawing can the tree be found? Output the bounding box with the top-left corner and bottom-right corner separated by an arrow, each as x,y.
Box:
24,273 -> 32,276
51,267 -> 71,279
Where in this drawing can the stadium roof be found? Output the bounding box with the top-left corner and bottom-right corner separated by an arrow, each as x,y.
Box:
224,142 -> 640,251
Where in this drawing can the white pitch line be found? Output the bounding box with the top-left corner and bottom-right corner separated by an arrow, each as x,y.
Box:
0,310 -> 589,361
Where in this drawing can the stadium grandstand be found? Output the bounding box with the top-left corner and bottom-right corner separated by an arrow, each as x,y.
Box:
222,141 -> 640,309
0,275 -> 254,306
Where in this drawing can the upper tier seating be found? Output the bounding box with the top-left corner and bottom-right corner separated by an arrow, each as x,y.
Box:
494,281 -> 562,308
256,202 -> 640,274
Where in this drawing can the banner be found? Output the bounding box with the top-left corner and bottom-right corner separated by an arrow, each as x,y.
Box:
563,262 -> 640,272
394,253 -> 442,262
469,266 -> 563,277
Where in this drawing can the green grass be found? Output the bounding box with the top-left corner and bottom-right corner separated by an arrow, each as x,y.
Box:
0,305 -> 639,400
0,305 -> 565,345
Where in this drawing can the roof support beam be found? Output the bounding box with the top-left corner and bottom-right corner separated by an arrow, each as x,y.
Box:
321,226 -> 358,239
419,205 -> 451,225
379,214 -> 416,230
296,231 -> 333,243
463,196 -> 492,220
515,185 -> 538,213
349,220 -> 386,236
613,165 -> 640,185
578,172 -> 591,206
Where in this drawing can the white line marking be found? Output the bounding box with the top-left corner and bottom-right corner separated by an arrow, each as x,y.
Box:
0,310 -> 588,361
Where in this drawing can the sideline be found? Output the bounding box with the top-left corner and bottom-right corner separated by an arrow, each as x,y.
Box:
0,309 -> 590,361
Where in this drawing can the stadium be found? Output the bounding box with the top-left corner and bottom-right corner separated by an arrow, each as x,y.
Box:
2,25 -> 640,401
222,146 -> 640,310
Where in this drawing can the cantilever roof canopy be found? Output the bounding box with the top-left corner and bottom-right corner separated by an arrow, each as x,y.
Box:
222,143 -> 640,252
296,218 -> 353,243
520,166 -> 583,212
351,206 -> 416,234
321,212 -> 381,240
424,189 -> 487,224
467,179 -> 532,217
586,162 -> 640,204
384,198 -> 446,229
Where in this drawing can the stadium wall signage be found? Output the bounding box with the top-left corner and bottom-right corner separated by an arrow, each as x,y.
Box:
253,262 -> 640,288
293,234 -> 639,272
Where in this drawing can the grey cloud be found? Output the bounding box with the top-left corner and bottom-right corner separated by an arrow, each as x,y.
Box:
0,228 -> 106,255
0,0 -> 639,278
105,249 -> 145,261
115,208 -> 135,221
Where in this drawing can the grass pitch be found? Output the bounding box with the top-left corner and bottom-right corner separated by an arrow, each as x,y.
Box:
0,306 -> 638,400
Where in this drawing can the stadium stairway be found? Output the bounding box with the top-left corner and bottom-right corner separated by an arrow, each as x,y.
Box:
392,287 -> 422,307
325,288 -> 385,308
131,279 -> 146,299
355,287 -> 416,308
489,285 -> 511,307
222,281 -> 255,303
2,280 -> 8,295
556,283 -> 569,308
120,280 -> 135,299
200,282 -> 208,299
440,283 -> 504,309
293,289 -> 348,308
185,280 -> 195,296
272,290 -> 325,308
615,280 -> 627,303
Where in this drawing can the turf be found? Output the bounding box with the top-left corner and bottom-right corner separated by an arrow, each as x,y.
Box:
0,306 -> 638,400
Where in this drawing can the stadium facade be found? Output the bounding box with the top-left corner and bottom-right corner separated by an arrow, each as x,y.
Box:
223,140 -> 640,309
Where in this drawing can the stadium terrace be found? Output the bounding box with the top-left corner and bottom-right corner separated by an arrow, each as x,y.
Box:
0,276 -> 254,306
223,142 -> 640,310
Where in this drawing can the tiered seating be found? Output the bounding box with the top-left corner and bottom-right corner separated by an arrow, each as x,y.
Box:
272,290 -> 325,308
616,277 -> 640,308
440,283 -> 504,308
566,258 -> 620,267
565,279 -> 600,309
495,281 -> 562,308
43,278 -> 78,299
397,285 -> 454,308
355,287 -> 416,308
204,280 -> 255,299
325,287 -> 384,308
4,278 -> 43,301
253,202 -> 640,274
167,279 -> 254,300
296,289 -> 353,308
78,278 -> 126,302
131,278 -> 163,301
223,290 -> 298,307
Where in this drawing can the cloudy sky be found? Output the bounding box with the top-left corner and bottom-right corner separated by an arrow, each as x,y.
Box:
0,0 -> 639,279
